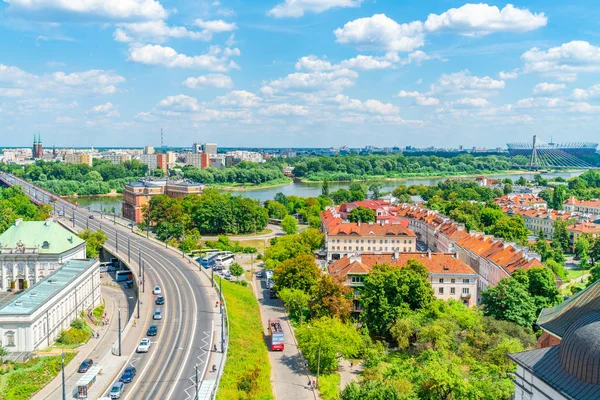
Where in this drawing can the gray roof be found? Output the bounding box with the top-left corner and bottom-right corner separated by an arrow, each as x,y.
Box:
537,278 -> 600,338
0,259 -> 97,316
509,346 -> 600,400
559,312 -> 600,385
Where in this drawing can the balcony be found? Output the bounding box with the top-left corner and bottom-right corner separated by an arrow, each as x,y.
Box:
460,292 -> 471,299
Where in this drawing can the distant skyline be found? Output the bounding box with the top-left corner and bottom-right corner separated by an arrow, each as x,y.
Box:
2,1 -> 600,147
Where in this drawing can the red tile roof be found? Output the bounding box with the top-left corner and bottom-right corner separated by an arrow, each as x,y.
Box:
564,196 -> 600,208
567,222 -> 600,234
496,194 -> 547,207
328,222 -> 415,237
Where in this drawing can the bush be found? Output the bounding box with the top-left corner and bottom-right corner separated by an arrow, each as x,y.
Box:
56,318 -> 92,346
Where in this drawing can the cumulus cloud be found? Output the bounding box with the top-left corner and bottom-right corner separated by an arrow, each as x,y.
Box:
261,69 -> 359,95
268,0 -> 362,18
128,44 -> 240,72
522,41 -> 600,81
533,82 -> 566,94
334,14 -> 425,52
5,0 -> 168,20
431,70 -> 505,95
295,53 -> 398,71
571,84 -> 600,100
259,104 -> 308,116
216,90 -> 261,107
499,69 -> 519,79
514,97 -> 566,109
423,4 -> 547,36
396,90 -> 438,106
0,88 -> 25,97
450,98 -> 490,108
114,21 -> 212,43
89,102 -> 120,117
335,94 -> 399,115
183,74 -> 234,89
157,94 -> 204,112
194,19 -> 237,33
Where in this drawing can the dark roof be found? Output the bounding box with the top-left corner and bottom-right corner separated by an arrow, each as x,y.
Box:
509,345 -> 600,400
537,279 -> 600,338
559,312 -> 600,385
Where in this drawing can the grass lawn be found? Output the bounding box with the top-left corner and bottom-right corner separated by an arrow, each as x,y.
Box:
92,304 -> 105,325
55,318 -> 93,348
217,279 -> 273,400
566,268 -> 590,281
0,353 -> 76,400
232,228 -> 273,238
238,239 -> 269,253
318,373 -> 341,400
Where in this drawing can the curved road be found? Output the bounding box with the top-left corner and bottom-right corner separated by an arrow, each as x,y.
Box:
1,174 -> 215,400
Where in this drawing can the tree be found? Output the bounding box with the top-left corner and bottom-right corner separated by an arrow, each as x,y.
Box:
310,275 -> 352,321
331,189 -> 351,204
551,185 -> 567,210
281,215 -> 298,234
526,266 -> 561,312
0,344 -> 7,364
532,231 -> 552,262
489,215 -> 529,244
516,176 -> 528,186
481,278 -> 537,327
589,265 -> 600,286
77,229 -> 108,258
360,263 -> 435,336
279,288 -> 310,322
480,207 -> 504,227
321,177 -> 330,197
552,220 -> 570,251
229,263 -> 244,281
369,182 -> 383,199
590,237 -> 600,266
266,201 -> 287,219
341,381 -> 402,400
575,235 -> 590,267
347,206 -> 376,223
273,254 -> 320,292
296,317 -> 363,372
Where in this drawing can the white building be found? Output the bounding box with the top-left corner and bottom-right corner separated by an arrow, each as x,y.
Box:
103,153 -> 132,164
139,154 -> 158,171
0,259 -> 100,352
0,219 -> 87,292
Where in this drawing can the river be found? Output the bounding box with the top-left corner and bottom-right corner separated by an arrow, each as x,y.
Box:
68,170 -> 584,213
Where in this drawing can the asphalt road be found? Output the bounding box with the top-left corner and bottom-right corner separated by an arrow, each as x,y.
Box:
1,174 -> 214,400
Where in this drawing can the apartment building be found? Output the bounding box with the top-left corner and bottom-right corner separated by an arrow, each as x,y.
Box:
324,221 -> 416,261
64,153 -> 92,166
139,154 -> 158,171
563,196 -> 600,217
567,221 -> 600,246
495,193 -> 548,209
185,152 -> 210,169
501,205 -> 592,239
103,153 -> 132,164
328,252 -> 478,314
122,178 -> 203,222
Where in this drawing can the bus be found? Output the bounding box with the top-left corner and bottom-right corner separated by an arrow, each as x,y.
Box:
268,319 -> 284,351
215,253 -> 235,268
201,252 -> 220,269
189,248 -> 219,258
115,270 -> 133,282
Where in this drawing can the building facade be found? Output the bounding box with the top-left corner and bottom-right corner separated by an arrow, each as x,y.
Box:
64,153 -> 93,166
0,220 -> 87,292
103,154 -> 132,164
564,196 -> 600,217
139,154 -> 158,171
0,259 -> 100,352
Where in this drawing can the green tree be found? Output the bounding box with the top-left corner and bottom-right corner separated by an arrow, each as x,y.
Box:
489,215 -> 529,244
552,220 -> 570,251
321,177 -> 330,197
480,207 -> 504,227
281,215 -> 298,234
309,275 -> 352,321
77,229 -> 108,258
266,201 -> 288,219
331,189 -> 351,204
0,344 -> 7,364
575,235 -> 590,267
229,263 -> 244,281
273,254 -> 320,292
551,185 -> 567,210
341,381 -> 403,400
532,230 -> 552,261
279,288 -> 310,322
347,206 -> 376,223
481,278 -> 537,327
296,317 -> 363,372
590,237 -> 600,266
369,182 -> 383,199
526,266 -> 562,312
516,176 -> 528,186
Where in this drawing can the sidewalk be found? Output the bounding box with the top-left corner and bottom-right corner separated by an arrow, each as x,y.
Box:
338,359 -> 362,390
33,285 -> 126,400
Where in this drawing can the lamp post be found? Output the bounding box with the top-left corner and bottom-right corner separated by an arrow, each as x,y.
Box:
220,277 -> 224,353
118,307 -> 122,356
61,348 -> 66,400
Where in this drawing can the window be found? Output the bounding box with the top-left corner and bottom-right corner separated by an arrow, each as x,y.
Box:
5,331 -> 14,347
438,287 -> 444,294
450,287 -> 456,294
462,288 -> 470,294
463,279 -> 469,284
451,279 -> 455,284
439,278 -> 444,283
351,276 -> 364,284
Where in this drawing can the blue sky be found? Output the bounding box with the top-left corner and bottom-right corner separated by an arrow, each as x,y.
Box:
1,0 -> 600,148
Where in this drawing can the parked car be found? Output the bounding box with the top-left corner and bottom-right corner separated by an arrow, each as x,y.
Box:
78,359 -> 94,373
88,215 -> 95,219
110,382 -> 125,399
269,288 -> 278,299
153,286 -> 161,295
212,265 -> 222,271
255,271 -> 264,279
155,296 -> 164,305
153,309 -> 162,320
136,338 -> 151,353
120,366 -> 136,383
147,325 -> 158,336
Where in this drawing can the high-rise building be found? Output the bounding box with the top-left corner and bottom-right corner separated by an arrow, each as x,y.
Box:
143,146 -> 155,155
202,143 -> 217,155
139,154 -> 158,171
64,153 -> 93,166
192,143 -> 202,154
103,154 -> 132,164
32,133 -> 43,159
156,153 -> 168,174
185,153 -> 203,169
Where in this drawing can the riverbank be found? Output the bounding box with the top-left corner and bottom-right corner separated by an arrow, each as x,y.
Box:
297,169 -> 584,184
210,177 -> 293,192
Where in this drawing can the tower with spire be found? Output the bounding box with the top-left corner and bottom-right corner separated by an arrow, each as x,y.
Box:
32,133 -> 43,159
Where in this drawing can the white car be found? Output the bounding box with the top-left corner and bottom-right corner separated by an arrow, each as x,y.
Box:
153,286 -> 161,295
136,338 -> 151,353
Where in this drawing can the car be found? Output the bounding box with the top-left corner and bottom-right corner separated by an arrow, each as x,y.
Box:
269,288 -> 278,299
147,325 -> 158,336
255,271 -> 264,279
153,309 -> 162,320
155,296 -> 164,305
120,366 -> 136,383
110,382 -> 125,399
153,286 -> 161,295
78,359 -> 94,373
212,265 -> 222,271
136,338 -> 151,353
88,215 -> 95,219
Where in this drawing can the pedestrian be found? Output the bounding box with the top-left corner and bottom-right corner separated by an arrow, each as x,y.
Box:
350,361 -> 353,368
307,380 -> 311,389
313,380 -> 316,389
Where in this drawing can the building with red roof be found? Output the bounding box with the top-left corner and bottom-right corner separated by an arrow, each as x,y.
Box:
563,196 -> 600,217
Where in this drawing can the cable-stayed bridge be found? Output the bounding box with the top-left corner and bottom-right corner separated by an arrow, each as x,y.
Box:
507,136 -> 599,170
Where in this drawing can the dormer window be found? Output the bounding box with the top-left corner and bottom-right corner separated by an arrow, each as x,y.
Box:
42,241 -> 50,249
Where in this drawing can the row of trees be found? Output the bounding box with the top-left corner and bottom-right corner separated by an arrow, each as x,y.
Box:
181,162 -> 288,186
0,186 -> 51,234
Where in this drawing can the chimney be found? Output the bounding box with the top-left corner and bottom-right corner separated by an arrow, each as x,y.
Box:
14,218 -> 22,227
427,251 -> 431,259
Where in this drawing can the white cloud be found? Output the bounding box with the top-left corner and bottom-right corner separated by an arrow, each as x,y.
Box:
216,90 -> 261,107
128,44 -> 240,72
0,88 -> 25,97
183,74 -> 234,89
114,21 -> 211,43
194,19 -> 237,33
569,102 -> 600,113
522,41 -> 600,81
415,96 -> 439,106
397,90 -> 420,98
514,97 -> 566,109
5,0 -> 167,20
424,4 -> 547,36
335,94 -> 399,115
572,84 -> 600,100
89,102 -> 120,117
268,0 -> 362,18
499,69 -> 519,79
450,98 -> 489,108
334,14 -> 425,52
157,95 -> 204,112
294,53 -> 397,71
259,104 -> 308,116
431,70 -> 505,95
261,69 -> 358,95
533,82 -> 566,94
0,64 -> 36,85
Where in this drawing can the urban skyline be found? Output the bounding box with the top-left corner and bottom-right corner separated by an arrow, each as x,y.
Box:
2,1 -> 600,147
